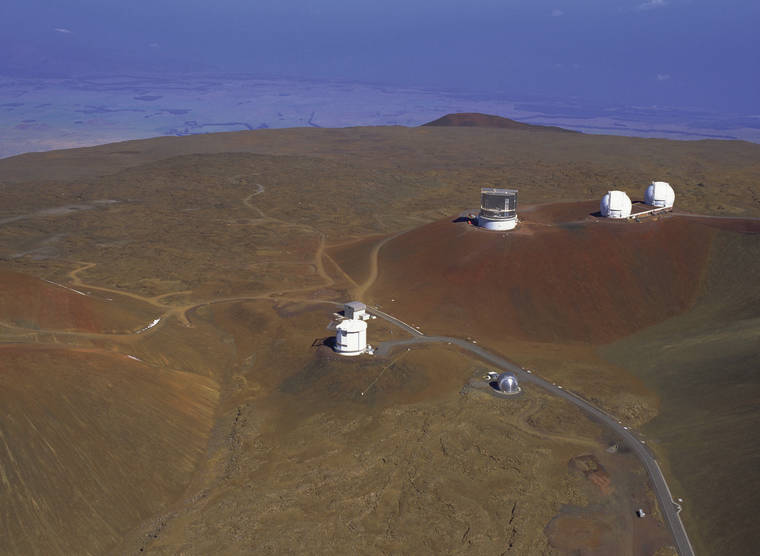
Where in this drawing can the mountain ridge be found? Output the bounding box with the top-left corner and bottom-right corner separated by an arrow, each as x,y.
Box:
422,112 -> 579,133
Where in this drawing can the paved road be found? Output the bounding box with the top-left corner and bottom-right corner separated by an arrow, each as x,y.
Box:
673,210 -> 760,222
369,309 -> 695,556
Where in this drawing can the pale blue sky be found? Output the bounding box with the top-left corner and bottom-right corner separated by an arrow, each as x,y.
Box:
1,0 -> 758,113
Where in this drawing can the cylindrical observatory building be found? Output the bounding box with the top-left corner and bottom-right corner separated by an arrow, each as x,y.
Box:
335,318 -> 367,356
477,188 -> 518,230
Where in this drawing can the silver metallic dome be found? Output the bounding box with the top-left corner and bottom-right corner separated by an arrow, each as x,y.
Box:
497,372 -> 519,394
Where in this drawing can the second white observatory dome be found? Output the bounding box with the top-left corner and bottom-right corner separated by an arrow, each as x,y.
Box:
600,190 -> 632,219
644,181 -> 675,208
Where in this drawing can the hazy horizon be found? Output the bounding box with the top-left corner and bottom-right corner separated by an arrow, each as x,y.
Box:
2,0 -> 758,114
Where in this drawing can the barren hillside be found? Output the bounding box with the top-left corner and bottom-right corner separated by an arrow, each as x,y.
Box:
0,121 -> 758,554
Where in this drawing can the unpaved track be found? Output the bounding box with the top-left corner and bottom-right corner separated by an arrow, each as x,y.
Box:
673,211 -> 760,221
322,252 -> 359,288
509,398 -> 601,450
41,181 -> 353,336
313,234 -> 333,286
68,263 -> 169,307
241,183 -> 314,232
352,230 -> 409,300
30,183 -> 361,341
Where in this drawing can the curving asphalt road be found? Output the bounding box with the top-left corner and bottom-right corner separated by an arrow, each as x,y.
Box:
369,308 -> 695,556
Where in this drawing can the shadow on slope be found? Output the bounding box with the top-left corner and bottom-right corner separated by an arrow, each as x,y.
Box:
599,228 -> 760,556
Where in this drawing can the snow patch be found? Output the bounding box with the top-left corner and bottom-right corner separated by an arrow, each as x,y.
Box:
136,318 -> 160,334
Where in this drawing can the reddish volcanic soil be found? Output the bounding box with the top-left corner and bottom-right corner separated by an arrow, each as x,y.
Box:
0,270 -> 156,333
371,208 -> 715,345
326,234 -> 385,288
518,200 -> 602,225
545,512 -> 619,555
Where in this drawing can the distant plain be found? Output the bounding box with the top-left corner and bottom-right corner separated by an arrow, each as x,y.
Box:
3,74 -> 760,159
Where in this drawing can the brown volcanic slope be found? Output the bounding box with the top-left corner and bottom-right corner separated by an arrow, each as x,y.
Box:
423,112 -> 578,133
0,270 -> 157,333
368,205 -> 760,556
0,123 -> 759,554
116,300 -> 669,555
600,226 -> 760,556
371,213 -> 714,344
0,346 -> 218,555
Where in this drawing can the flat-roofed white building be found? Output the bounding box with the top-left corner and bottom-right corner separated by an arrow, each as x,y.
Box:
344,301 -> 367,320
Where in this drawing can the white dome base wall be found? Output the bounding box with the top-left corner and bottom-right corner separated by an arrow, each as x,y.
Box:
335,347 -> 364,356
477,215 -> 518,230
335,318 -> 368,356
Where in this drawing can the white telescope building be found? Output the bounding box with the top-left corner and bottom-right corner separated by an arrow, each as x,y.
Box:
600,190 -> 632,219
335,318 -> 367,356
644,181 -> 675,208
477,188 -> 518,231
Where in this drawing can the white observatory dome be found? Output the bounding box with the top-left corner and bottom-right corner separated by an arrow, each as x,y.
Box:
334,318 -> 367,356
497,372 -> 520,394
644,181 -> 675,208
600,190 -> 632,219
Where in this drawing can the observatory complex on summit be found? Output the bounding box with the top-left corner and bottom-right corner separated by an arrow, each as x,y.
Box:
600,181 -> 676,219
477,188 -> 519,230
